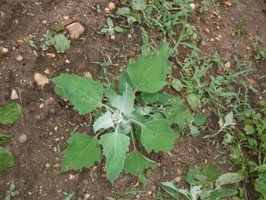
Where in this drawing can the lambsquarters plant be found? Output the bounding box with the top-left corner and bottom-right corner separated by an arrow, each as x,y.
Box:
53,42 -> 180,183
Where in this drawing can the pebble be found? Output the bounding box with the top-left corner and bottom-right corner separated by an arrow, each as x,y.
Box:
63,16 -> 70,20
84,72 -> 92,78
11,89 -> 19,100
45,163 -> 51,168
1,46 -> 9,54
174,176 -> 181,182
34,73 -> 50,88
110,35 -> 115,40
84,194 -> 91,200
42,20 -> 47,25
66,22 -> 84,39
225,61 -> 231,68
65,59 -> 71,64
16,54 -> 23,62
18,134 -> 27,143
46,53 -> 56,58
44,69 -> 50,75
108,2 -> 116,11
69,174 -> 75,180
39,103 -> 45,108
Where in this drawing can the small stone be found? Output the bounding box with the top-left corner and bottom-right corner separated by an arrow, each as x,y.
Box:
16,54 -> 23,62
18,134 -> 27,143
42,20 -> 47,25
205,28 -> 210,33
174,176 -> 181,182
84,194 -> 91,200
44,69 -> 50,75
104,8 -> 110,13
45,163 -> 51,168
39,103 -> 45,108
69,174 -> 75,180
66,22 -> 84,39
84,72 -> 92,78
225,61 -> 231,68
225,1 -> 232,6
108,2 -> 116,11
46,53 -> 56,58
54,126 -> 58,131
1,47 -> 9,54
63,16 -> 70,20
127,34 -> 132,39
65,59 -> 71,64
110,35 -> 115,40
189,3 -> 195,10
210,38 -> 215,42
34,73 -> 50,88
11,89 -> 19,100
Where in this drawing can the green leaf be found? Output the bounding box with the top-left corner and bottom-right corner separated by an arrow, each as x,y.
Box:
141,119 -> 178,152
0,147 -> 14,172
99,132 -> 130,183
111,84 -> 135,117
124,150 -> 156,180
116,7 -> 131,16
190,125 -> 200,137
126,42 -> 171,93
255,176 -> 266,197
132,0 -> 147,11
64,192 -> 75,200
224,112 -> 234,127
0,135 -> 11,144
93,111 -> 114,132
171,79 -> 183,92
0,103 -> 22,125
201,165 -> 221,182
194,114 -> 207,126
114,26 -> 123,33
107,17 -> 113,27
53,74 -> 103,115
61,133 -> 102,171
163,98 -> 192,130
253,164 -> 266,173
185,167 -> 201,185
160,182 -> 179,199
209,189 -> 238,200
53,34 -> 70,53
215,173 -> 244,187
187,94 -> 201,110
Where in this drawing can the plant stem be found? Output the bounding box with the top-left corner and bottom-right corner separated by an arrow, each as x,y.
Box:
129,118 -> 144,127
101,103 -> 115,113
130,130 -> 136,150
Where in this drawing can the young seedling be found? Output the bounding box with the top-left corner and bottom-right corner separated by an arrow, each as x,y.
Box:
100,17 -> 123,39
161,166 -> 243,200
0,103 -> 22,173
53,42 -> 180,183
40,30 -> 70,53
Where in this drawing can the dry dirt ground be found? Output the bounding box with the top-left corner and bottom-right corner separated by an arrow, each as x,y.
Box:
0,0 -> 265,199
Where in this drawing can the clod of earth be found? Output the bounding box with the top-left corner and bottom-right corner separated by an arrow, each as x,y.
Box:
16,55 -> 23,62
66,22 -> 85,39
34,73 -> 50,88
0,46 -> 9,54
10,89 -> 19,100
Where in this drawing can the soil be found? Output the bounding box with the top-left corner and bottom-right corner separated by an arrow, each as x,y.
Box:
0,0 -> 265,199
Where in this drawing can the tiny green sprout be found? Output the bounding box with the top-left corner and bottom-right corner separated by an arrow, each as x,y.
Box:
100,17 -> 123,38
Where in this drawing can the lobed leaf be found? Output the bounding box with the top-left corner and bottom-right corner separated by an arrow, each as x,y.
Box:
53,74 -> 103,115
209,189 -> 238,200
0,103 -> 22,125
124,150 -> 156,180
93,111 -> 114,132
61,133 -> 102,171
110,84 -> 135,117
141,119 -> 178,152
126,42 -> 172,93
99,132 -> 130,183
